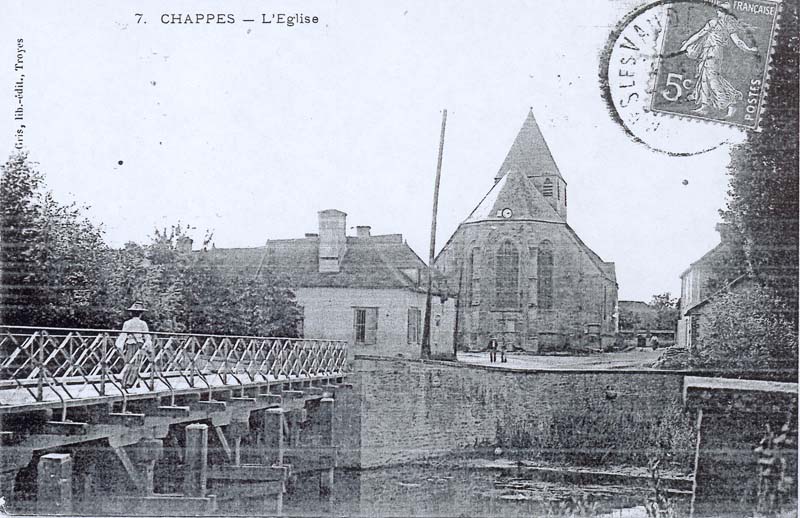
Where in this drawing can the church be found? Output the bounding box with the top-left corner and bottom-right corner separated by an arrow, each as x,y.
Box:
434,111 -> 618,352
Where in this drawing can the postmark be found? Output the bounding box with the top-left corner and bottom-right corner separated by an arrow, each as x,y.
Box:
650,0 -> 781,129
600,0 -> 781,155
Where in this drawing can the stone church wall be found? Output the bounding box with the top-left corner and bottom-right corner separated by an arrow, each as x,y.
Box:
437,221 -> 617,352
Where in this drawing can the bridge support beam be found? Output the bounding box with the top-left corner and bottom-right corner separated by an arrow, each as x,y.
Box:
263,409 -> 285,466
320,397 -> 334,447
183,424 -> 208,498
132,438 -> 163,495
37,453 -> 73,515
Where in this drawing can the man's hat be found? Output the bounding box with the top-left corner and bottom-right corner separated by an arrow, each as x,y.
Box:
127,301 -> 147,312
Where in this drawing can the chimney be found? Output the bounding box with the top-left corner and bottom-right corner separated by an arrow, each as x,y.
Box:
715,222 -> 733,244
318,209 -> 347,273
177,236 -> 193,252
356,226 -> 371,238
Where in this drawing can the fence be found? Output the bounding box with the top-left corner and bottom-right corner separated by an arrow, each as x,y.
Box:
0,325 -> 348,409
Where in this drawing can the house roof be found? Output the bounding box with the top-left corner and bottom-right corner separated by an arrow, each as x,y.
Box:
684,274 -> 752,315
495,109 -> 563,183
679,242 -> 727,278
465,168 -> 563,224
209,234 -> 454,295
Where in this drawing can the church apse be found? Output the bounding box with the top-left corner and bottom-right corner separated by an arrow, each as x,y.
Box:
434,110 -> 617,353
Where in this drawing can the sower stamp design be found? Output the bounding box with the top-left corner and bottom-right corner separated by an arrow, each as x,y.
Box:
650,0 -> 781,129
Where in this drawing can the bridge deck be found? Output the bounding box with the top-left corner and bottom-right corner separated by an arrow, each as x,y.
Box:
0,326 -> 348,415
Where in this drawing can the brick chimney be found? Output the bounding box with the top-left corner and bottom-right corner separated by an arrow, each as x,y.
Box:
356,226 -> 371,238
318,209 -> 347,273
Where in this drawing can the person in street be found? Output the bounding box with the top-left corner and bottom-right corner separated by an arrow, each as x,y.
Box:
487,337 -> 498,363
115,301 -> 152,388
499,340 -> 507,363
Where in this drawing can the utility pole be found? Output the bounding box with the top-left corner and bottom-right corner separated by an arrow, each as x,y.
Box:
421,109 -> 447,359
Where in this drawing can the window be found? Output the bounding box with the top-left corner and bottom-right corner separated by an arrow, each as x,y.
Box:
564,187 -> 567,207
557,181 -> 561,200
538,241 -> 554,309
469,248 -> 481,305
495,240 -> 519,308
354,307 -> 378,345
407,308 -> 421,344
542,178 -> 553,197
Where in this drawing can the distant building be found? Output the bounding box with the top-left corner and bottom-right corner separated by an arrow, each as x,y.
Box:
434,111 -> 618,352
212,209 -> 456,359
677,223 -> 737,348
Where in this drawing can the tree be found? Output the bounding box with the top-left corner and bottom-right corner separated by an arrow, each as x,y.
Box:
721,2 -> 799,313
0,153 -> 111,327
649,293 -> 679,331
692,283 -> 798,380
0,153 -> 44,324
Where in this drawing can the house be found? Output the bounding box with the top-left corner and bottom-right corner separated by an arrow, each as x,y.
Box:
677,223 -> 737,348
434,111 -> 618,352
210,209 -> 457,359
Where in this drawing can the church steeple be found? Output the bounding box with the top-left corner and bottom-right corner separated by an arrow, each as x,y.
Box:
495,110 -> 566,219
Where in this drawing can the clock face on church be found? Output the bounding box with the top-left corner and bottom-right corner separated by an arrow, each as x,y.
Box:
500,208 -> 513,219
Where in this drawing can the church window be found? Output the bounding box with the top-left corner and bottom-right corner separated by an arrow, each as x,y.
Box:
469,248 -> 481,305
542,178 -> 553,197
538,241 -> 554,309
557,181 -> 561,200
495,240 -> 519,308
565,187 -> 567,206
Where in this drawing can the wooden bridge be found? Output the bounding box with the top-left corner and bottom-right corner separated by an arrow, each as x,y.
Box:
0,325 -> 349,515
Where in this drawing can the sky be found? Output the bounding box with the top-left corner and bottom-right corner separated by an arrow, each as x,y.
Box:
1,0 -> 745,301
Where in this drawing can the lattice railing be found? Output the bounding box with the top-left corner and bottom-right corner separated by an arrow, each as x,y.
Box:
0,325 -> 348,404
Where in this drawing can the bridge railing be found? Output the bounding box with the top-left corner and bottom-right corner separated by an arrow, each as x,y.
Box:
0,325 -> 348,405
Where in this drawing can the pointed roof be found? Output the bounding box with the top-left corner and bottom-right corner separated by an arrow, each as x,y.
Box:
465,168 -> 563,223
495,110 -> 562,183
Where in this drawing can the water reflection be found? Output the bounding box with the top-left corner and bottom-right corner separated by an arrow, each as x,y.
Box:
220,462 -> 670,517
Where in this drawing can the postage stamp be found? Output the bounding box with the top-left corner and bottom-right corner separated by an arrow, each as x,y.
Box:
650,0 -> 782,129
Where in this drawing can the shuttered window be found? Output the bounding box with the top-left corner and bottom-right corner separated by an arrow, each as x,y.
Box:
354,307 -> 378,345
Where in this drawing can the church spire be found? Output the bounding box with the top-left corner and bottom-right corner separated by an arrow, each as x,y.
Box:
494,109 -> 562,183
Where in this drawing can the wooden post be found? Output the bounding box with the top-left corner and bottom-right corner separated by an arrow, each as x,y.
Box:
422,109 -> 448,359
319,397 -> 334,447
136,438 -> 163,495
183,423 -> 209,497
263,408 -> 285,466
37,453 -> 73,515
689,408 -> 703,518
319,466 -> 334,497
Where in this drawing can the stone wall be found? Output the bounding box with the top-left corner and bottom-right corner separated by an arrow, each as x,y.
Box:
352,356 -> 695,469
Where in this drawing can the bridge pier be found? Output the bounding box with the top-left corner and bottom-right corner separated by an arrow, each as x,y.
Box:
183,423 -> 209,498
37,453 -> 73,515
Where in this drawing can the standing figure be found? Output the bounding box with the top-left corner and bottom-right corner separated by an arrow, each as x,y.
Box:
499,340 -> 507,363
115,301 -> 152,389
679,3 -> 758,117
487,337 -> 498,363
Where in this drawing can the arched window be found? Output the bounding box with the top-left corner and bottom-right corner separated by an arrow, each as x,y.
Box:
468,248 -> 481,305
542,178 -> 553,197
538,241 -> 554,309
495,240 -> 519,308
